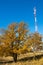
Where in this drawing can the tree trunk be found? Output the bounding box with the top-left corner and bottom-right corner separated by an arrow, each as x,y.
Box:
11,41 -> 17,62
13,53 -> 17,62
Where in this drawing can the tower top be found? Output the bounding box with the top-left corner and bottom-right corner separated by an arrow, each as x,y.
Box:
34,7 -> 36,16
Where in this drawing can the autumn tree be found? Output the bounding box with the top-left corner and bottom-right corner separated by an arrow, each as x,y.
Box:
0,22 -> 42,62
0,22 -> 31,62
28,32 -> 42,51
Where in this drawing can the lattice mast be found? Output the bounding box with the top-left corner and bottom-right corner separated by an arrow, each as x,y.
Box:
34,7 -> 38,32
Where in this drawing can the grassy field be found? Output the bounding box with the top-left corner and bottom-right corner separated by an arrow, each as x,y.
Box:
0,52 -> 43,65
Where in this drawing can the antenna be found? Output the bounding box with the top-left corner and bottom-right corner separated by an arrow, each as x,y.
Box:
34,7 -> 38,32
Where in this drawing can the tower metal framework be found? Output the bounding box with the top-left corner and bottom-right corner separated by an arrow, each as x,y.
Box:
34,7 -> 38,32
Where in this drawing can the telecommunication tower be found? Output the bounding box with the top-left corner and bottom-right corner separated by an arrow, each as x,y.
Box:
34,7 -> 38,32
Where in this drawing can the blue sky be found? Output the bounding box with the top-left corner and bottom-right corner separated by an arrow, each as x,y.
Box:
0,0 -> 43,34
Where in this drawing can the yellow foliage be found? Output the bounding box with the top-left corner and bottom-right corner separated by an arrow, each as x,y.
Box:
0,22 -> 42,57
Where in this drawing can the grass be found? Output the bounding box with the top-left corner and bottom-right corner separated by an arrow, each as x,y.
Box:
0,52 -> 43,65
